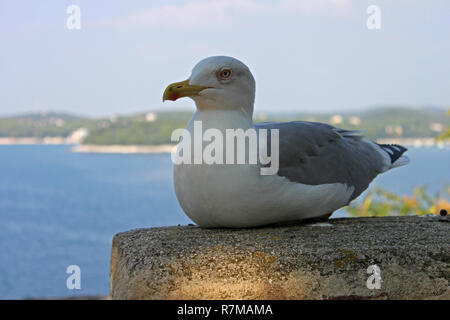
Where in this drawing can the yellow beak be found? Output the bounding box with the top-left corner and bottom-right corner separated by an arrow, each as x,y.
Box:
162,79 -> 211,102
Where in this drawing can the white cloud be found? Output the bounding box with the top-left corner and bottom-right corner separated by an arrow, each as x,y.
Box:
93,0 -> 354,29
281,0 -> 353,14
133,0 -> 267,26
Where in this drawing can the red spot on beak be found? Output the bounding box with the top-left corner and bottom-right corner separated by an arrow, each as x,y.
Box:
169,92 -> 180,101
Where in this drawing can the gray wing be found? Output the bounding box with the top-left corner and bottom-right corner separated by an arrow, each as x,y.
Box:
256,121 -> 385,201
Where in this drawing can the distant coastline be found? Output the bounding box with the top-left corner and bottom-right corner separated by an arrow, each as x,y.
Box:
375,137 -> 449,148
71,144 -> 175,154
1,137 -> 449,154
0,137 -> 175,153
1,108 -> 448,152
0,137 -> 72,145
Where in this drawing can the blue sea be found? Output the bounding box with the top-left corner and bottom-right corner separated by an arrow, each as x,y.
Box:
0,145 -> 449,299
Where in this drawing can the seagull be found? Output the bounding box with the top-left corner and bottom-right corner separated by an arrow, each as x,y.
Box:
163,56 -> 409,228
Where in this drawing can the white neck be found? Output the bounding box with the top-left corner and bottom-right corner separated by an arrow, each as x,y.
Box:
190,108 -> 254,131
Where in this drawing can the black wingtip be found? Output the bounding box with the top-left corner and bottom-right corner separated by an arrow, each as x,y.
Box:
376,143 -> 408,164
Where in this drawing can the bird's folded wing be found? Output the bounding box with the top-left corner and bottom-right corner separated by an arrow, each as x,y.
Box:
256,121 -> 384,200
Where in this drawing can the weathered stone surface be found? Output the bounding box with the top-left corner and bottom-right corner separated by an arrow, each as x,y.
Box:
110,216 -> 449,300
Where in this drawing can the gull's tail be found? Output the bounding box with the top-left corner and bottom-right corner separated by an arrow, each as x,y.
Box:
376,143 -> 410,169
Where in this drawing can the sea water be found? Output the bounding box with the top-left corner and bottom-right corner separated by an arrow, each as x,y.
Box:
0,145 -> 448,299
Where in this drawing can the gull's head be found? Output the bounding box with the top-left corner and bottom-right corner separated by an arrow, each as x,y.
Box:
163,56 -> 255,114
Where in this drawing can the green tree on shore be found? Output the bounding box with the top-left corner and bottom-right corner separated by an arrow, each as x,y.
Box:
436,109 -> 450,141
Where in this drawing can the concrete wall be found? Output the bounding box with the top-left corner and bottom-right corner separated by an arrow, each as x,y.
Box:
110,216 -> 449,299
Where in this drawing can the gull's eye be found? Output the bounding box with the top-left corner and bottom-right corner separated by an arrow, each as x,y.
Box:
218,68 -> 232,80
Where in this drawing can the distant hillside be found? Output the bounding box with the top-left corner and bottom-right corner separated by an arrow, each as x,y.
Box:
0,107 -> 448,145
0,112 -> 98,138
260,107 -> 449,140
437,109 -> 450,141
82,111 -> 193,145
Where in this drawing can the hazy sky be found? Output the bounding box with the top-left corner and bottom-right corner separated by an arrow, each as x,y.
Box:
1,0 -> 449,116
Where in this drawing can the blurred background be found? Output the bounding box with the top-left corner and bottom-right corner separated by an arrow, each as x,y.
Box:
0,0 -> 449,299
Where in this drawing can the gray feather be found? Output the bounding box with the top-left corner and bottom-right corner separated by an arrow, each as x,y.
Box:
256,121 -> 385,201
